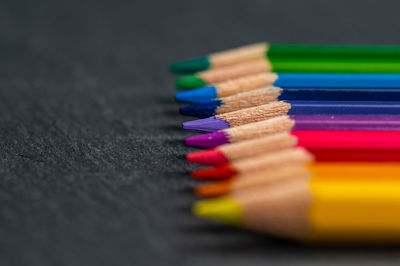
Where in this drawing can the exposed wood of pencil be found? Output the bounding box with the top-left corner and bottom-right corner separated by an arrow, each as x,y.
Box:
217,73 -> 279,97
232,147 -> 313,174
196,162 -> 400,197
233,178 -> 312,239
218,101 -> 291,127
217,87 -> 281,114
195,165 -> 309,197
226,115 -> 295,142
211,43 -> 268,68
198,59 -> 271,84
220,132 -> 298,160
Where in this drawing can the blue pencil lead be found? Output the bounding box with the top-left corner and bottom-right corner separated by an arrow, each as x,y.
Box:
174,86 -> 218,103
180,100 -> 223,118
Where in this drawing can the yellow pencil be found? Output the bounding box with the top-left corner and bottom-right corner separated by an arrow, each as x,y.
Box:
193,177 -> 400,244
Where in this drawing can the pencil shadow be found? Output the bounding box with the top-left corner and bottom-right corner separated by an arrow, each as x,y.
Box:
163,139 -> 201,154
164,109 -> 181,117
179,221 -> 400,255
155,95 -> 177,105
160,124 -> 184,133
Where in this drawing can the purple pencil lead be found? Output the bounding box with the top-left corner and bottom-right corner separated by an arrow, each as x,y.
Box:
182,117 -> 230,133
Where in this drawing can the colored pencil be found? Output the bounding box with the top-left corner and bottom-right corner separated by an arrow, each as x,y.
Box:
170,43 -> 400,74
175,62 -> 400,89
187,130 -> 400,165
183,101 -> 400,133
180,88 -> 400,117
195,162 -> 400,197
182,102 -> 290,133
179,90 -> 400,118
193,178 -> 400,243
185,115 -> 400,148
176,73 -> 400,98
179,87 -> 281,116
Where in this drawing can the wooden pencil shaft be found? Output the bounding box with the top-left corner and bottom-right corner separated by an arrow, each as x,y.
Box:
226,116 -> 295,142
231,165 -> 310,193
195,164 -> 308,198
232,147 -> 313,173
219,132 -> 297,161
211,43 -> 268,68
199,59 -> 271,84
217,87 -> 281,114
218,102 -> 291,127
217,73 -> 279,97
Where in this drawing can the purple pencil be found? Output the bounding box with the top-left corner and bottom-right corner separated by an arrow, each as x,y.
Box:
185,115 -> 400,148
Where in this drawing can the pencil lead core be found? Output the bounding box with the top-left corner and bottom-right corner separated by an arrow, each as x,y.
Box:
183,117 -> 230,133
191,164 -> 237,179
170,57 -> 211,74
192,197 -> 243,225
185,131 -> 230,148
195,181 -> 232,197
187,149 -> 228,165
180,100 -> 222,118
175,75 -> 207,90
174,86 -> 218,103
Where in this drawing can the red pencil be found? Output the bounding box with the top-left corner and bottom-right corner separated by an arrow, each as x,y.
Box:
190,130 -> 400,179
188,130 -> 400,166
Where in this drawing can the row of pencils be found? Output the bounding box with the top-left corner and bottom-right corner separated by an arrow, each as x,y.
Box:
170,43 -> 400,244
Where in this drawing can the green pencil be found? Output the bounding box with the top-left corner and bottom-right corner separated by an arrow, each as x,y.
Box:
175,59 -> 400,90
170,43 -> 400,74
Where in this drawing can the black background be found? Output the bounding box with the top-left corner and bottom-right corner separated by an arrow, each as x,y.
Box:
2,0 -> 400,265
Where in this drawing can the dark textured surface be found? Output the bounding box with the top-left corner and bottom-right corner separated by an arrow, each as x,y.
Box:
2,0 -> 400,265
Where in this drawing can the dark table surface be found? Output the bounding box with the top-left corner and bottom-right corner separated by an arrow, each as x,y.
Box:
2,0 -> 400,265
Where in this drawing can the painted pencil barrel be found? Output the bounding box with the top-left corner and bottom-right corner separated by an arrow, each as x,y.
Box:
268,44 -> 400,60
187,130 -> 400,166
308,179 -> 400,243
287,101 -> 400,116
292,115 -> 400,131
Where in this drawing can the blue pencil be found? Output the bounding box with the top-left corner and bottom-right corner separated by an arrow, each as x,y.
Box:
175,73 -> 400,103
182,101 -> 400,133
180,88 -> 400,117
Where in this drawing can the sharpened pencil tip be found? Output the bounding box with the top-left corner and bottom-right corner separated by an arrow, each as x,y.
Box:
185,131 -> 230,148
187,149 -> 228,165
195,181 -> 232,197
192,197 -> 243,225
183,117 -> 230,133
174,86 -> 218,104
180,100 -> 222,118
170,56 -> 211,74
175,75 -> 208,90
191,164 -> 238,179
